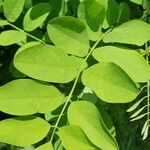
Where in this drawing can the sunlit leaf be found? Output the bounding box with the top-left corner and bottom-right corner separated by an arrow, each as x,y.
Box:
68,101 -> 119,150
130,106 -> 146,118
93,46 -> 150,82
4,0 -> 25,22
82,62 -> 138,103
0,116 -> 50,147
142,125 -> 149,140
0,19 -> 9,26
127,97 -> 147,112
130,0 -> 143,5
59,125 -> 98,150
14,44 -> 86,83
103,20 -> 150,46
47,16 -> 89,57
0,79 -> 65,115
0,30 -> 26,46
35,142 -> 54,150
130,113 -> 146,121
141,120 -> 149,135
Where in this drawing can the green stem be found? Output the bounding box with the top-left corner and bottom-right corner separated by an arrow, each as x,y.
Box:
146,42 -> 150,129
49,28 -> 112,142
8,22 -> 45,44
147,80 -> 150,120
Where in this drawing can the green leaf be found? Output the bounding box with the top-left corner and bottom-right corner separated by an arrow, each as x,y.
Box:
0,19 -> 9,26
35,142 -> 54,150
59,125 -> 99,150
130,113 -> 146,121
4,0 -> 25,22
92,46 -> 150,82
0,116 -> 50,147
68,101 -> 119,150
130,0 -> 143,5
9,61 -> 25,78
54,139 -> 63,150
0,0 -> 3,13
0,79 -> 65,115
142,125 -> 149,140
141,120 -> 149,135
117,2 -> 130,24
105,0 -> 119,26
23,3 -> 51,31
47,16 -> 89,57
14,44 -> 85,83
78,0 -> 106,41
79,87 -> 98,104
24,0 -> 33,9
127,97 -> 146,112
16,41 -> 41,55
68,0 -> 79,15
10,42 -> 40,79
82,62 -> 138,103
0,30 -> 26,46
78,0 -> 106,31
97,104 -> 116,138
103,20 -> 150,46
130,106 -> 146,118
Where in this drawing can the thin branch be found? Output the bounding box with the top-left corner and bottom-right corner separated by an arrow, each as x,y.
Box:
7,22 -> 45,44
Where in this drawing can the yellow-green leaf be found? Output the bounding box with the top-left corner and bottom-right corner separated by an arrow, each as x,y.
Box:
93,46 -> 150,82
0,116 -> 50,147
35,142 -> 54,150
68,101 -> 119,150
4,0 -> 25,22
103,20 -> 150,46
82,62 -> 138,103
14,44 -> 85,83
0,79 -> 65,115
47,16 -> 89,57
0,30 -> 26,46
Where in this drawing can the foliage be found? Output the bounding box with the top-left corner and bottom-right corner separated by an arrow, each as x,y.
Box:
0,0 -> 150,149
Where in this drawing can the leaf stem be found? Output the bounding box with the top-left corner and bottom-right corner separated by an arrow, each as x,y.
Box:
7,22 -> 45,44
49,28 -> 112,142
